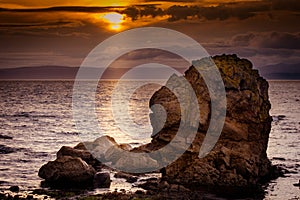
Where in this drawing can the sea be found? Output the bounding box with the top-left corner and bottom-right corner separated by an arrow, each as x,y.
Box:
0,80 -> 299,200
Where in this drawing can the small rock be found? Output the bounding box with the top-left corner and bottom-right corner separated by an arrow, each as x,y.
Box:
138,179 -> 159,191
135,190 -> 144,195
9,185 -> 19,192
272,157 -> 286,161
120,189 -> 126,193
93,172 -> 111,188
73,142 -> 87,150
278,115 -> 286,120
26,194 -> 33,199
13,194 -> 21,199
293,180 -> 300,187
114,172 -> 138,183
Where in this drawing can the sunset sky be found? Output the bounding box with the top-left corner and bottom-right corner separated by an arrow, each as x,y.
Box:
0,0 -> 299,78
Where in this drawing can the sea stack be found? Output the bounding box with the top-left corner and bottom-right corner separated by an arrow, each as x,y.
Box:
147,54 -> 273,187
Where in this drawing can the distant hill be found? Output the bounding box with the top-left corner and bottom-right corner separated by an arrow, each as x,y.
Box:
0,63 -> 299,80
0,66 -> 79,80
257,63 -> 300,80
0,66 -> 129,80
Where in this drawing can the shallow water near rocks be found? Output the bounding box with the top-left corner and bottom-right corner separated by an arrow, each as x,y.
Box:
0,80 -> 299,199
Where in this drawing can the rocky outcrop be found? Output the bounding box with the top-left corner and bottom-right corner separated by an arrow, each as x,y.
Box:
137,54 -> 273,187
38,136 -> 131,188
38,156 -> 96,188
38,54 -> 274,190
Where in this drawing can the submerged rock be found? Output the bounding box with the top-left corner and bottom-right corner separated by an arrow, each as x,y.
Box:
0,145 -> 16,154
0,134 -> 13,140
38,156 -> 96,188
136,54 -> 274,187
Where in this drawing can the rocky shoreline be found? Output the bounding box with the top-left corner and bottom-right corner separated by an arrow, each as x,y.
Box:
0,55 -> 288,199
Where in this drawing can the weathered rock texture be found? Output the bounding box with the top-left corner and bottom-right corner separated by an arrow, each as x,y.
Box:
38,54 -> 274,189
143,54 -> 273,187
38,156 -> 96,188
38,136 -> 117,188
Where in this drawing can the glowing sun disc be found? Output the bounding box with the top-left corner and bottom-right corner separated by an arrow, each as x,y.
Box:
103,12 -> 123,24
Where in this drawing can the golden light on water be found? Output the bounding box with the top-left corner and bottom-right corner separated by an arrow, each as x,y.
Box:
102,12 -> 124,31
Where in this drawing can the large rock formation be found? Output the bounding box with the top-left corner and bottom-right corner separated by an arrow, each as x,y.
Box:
140,54 -> 273,187
38,54 -> 274,190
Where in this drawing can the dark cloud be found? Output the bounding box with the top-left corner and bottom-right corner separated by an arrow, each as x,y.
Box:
0,21 -> 75,28
143,0 -> 197,2
0,6 -> 122,13
1,0 -> 300,23
232,32 -> 300,49
121,5 -> 164,21
122,2 -> 271,22
167,5 -> 198,21
270,0 -> 300,12
0,17 -> 87,38
259,32 -> 300,49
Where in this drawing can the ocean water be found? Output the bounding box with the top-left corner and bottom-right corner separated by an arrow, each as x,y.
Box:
0,80 -> 299,199
265,81 -> 300,200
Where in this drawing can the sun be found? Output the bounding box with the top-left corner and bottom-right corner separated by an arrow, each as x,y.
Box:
103,13 -> 123,24
102,12 -> 124,31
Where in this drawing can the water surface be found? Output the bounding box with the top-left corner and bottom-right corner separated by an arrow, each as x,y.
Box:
0,80 -> 299,199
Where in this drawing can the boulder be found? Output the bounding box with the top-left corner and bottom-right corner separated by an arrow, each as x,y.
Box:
137,54 -> 273,187
93,172 -> 111,188
57,146 -> 97,166
57,136 -> 123,166
87,135 -> 118,161
38,156 -> 96,188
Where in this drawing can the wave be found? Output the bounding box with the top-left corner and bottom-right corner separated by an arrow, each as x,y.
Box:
0,144 -> 17,154
0,134 -> 13,140
0,112 -> 56,118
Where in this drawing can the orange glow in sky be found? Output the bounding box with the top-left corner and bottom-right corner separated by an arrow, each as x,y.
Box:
102,12 -> 124,31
